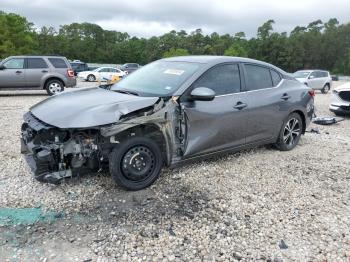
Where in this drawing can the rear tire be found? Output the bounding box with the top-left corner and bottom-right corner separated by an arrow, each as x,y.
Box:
321,84 -> 330,94
275,113 -> 303,151
45,79 -> 64,96
109,137 -> 163,191
87,74 -> 96,82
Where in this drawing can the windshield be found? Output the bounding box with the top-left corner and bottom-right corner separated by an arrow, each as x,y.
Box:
293,71 -> 311,78
93,68 -> 101,72
111,61 -> 200,96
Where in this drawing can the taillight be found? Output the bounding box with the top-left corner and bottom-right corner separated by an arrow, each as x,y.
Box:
308,90 -> 315,97
67,69 -> 75,77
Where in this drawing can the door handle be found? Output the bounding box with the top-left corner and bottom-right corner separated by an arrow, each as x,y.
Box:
233,102 -> 247,110
41,70 -> 48,73
15,71 -> 22,74
281,93 -> 291,100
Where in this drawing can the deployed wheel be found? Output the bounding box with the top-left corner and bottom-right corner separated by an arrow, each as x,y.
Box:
275,113 -> 303,151
109,137 -> 163,190
321,84 -> 330,94
87,74 -> 96,82
45,79 -> 64,95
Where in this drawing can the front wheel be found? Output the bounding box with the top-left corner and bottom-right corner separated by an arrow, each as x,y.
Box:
275,113 -> 303,151
109,137 -> 163,190
87,74 -> 96,82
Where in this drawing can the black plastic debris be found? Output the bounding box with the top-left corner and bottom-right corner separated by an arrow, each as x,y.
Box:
306,127 -> 321,134
278,239 -> 288,249
312,116 -> 344,125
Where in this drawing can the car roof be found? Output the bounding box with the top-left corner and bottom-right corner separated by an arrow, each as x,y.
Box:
295,69 -> 329,73
8,55 -> 66,59
161,55 -> 287,74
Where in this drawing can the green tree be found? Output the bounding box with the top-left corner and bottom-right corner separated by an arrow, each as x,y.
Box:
163,48 -> 189,58
0,11 -> 38,58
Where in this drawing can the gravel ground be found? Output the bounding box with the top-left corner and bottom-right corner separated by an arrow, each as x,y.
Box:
0,81 -> 349,261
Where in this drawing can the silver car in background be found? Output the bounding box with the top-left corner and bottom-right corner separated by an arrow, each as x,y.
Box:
293,70 -> 332,94
329,82 -> 350,115
0,55 -> 76,95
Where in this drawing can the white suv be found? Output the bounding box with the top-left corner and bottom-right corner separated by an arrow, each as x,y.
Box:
293,70 -> 332,94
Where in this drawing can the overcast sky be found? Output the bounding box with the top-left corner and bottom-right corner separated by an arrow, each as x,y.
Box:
2,0 -> 350,38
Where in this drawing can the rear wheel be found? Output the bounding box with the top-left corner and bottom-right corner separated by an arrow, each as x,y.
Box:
45,79 -> 64,95
275,113 -> 303,151
87,74 -> 96,82
321,84 -> 330,94
109,137 -> 163,190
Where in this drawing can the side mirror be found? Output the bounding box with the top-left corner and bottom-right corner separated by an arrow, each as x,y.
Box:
125,65 -> 129,68
309,75 -> 315,79
0,65 -> 6,70
190,87 -> 216,101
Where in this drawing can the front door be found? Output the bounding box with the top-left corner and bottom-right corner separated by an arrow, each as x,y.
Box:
0,58 -> 26,88
181,63 -> 249,158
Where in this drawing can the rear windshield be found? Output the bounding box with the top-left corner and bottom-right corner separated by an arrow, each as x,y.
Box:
48,58 -> 68,68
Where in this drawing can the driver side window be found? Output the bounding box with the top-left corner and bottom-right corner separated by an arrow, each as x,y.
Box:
192,64 -> 241,96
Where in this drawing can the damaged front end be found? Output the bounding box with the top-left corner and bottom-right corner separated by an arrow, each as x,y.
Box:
21,96 -> 184,185
21,112 -> 105,184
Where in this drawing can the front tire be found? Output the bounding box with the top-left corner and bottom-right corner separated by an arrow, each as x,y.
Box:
275,113 -> 303,151
109,137 -> 163,190
321,84 -> 330,94
87,74 -> 96,82
45,79 -> 64,96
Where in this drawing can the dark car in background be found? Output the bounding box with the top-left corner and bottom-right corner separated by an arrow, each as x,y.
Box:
21,56 -> 315,190
70,61 -> 89,76
0,55 -> 76,95
121,63 -> 140,74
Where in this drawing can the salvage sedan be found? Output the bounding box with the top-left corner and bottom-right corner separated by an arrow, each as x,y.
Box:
21,56 -> 315,190
329,81 -> 350,115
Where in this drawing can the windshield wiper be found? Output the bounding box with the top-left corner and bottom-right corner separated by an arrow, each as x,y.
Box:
113,89 -> 139,96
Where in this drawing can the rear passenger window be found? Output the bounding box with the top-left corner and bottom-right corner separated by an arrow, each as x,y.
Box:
27,58 -> 48,69
48,58 -> 68,68
270,70 -> 282,86
192,64 -> 241,96
244,64 -> 273,91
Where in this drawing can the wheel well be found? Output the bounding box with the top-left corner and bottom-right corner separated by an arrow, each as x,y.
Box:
113,124 -> 168,163
43,77 -> 64,89
292,110 -> 306,134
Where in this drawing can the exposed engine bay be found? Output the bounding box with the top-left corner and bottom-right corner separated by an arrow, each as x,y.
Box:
21,96 -> 182,184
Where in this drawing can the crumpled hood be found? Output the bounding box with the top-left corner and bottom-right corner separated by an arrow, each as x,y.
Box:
30,87 -> 159,128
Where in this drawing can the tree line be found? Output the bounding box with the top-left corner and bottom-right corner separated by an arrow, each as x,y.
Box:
1,11 -> 350,74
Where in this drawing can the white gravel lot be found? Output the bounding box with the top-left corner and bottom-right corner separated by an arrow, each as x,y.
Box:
0,81 -> 349,261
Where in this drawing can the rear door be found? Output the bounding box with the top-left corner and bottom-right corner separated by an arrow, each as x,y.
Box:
25,58 -> 49,87
181,63 -> 249,157
242,64 -> 287,143
0,58 -> 26,88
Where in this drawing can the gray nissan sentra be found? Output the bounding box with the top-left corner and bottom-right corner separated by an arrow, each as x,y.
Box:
21,56 -> 315,190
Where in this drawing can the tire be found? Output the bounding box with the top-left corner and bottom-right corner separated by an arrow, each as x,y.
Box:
321,84 -> 330,94
109,136 -> 163,190
45,79 -> 64,96
275,113 -> 303,151
87,74 -> 96,82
